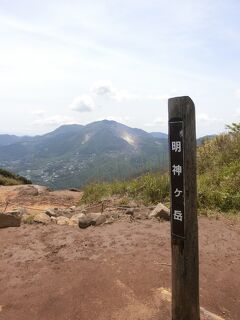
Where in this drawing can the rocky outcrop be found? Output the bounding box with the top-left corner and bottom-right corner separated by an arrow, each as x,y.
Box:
0,213 -> 21,228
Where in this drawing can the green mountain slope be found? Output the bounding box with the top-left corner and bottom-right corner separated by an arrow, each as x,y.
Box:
0,120 -> 168,189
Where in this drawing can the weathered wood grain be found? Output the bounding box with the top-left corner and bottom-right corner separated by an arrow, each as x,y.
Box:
168,96 -> 200,320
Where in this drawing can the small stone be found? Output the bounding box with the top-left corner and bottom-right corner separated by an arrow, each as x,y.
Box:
33,212 -> 51,224
94,215 -> 106,226
0,213 -> 21,228
125,208 -> 135,216
87,212 -> 101,222
51,216 -> 57,223
78,215 -> 92,229
45,209 -> 58,217
56,216 -> 70,225
69,213 -> 85,226
149,203 -> 170,221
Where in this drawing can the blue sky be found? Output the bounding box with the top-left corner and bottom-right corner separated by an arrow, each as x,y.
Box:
0,0 -> 240,137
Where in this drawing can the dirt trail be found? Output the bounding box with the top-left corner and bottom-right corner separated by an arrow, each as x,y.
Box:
0,216 -> 239,320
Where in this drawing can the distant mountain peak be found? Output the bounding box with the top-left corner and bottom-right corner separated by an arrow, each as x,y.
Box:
52,124 -> 83,133
150,132 -> 168,139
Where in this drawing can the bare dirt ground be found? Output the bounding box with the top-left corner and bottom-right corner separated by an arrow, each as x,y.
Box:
0,186 -> 239,320
0,185 -> 82,212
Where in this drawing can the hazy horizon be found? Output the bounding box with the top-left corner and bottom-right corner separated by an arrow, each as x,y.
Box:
0,117 -> 220,139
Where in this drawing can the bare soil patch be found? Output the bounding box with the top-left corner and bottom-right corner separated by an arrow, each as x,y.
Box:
0,185 -> 82,212
0,215 -> 239,320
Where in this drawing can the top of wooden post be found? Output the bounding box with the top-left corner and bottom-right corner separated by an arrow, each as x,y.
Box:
168,96 -> 195,122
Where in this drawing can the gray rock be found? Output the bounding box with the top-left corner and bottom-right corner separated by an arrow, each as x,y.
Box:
51,216 -> 57,223
5,209 -> 24,218
60,209 -> 74,218
125,208 -> 135,216
149,203 -> 170,221
69,213 -> 85,226
78,215 -> 92,229
45,209 -> 58,217
0,213 -> 21,228
33,212 -> 51,224
87,212 -> 102,222
94,215 -> 106,226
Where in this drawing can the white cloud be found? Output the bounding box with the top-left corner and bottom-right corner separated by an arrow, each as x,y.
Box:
92,81 -> 169,102
69,95 -> 95,112
197,113 -> 223,123
33,115 -> 76,127
32,109 -> 45,117
145,117 -> 166,127
153,117 -> 166,125
145,94 -> 170,101
114,91 -> 139,102
235,89 -> 240,98
92,81 -> 115,98
92,82 -> 136,101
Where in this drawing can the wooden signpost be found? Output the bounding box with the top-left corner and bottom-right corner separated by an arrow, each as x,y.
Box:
168,96 -> 200,320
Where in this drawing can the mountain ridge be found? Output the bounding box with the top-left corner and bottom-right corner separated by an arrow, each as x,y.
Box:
0,120 -> 215,189
0,120 -> 168,189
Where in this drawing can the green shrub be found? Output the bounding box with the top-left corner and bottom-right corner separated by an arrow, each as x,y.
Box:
197,123 -> 240,212
0,168 -> 32,186
23,215 -> 35,224
81,172 -> 170,205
